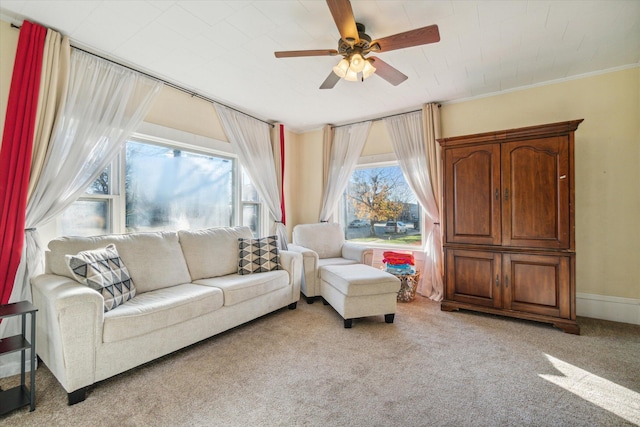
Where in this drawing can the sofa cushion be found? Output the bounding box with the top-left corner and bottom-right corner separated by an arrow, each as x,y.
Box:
66,244 -> 136,312
48,232 -> 192,294
102,283 -> 223,343
194,270 -> 289,306
178,226 -> 254,280
238,235 -> 281,275
292,223 -> 345,259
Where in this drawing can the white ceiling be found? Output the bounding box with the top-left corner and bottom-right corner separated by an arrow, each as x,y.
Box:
1,1 -> 638,132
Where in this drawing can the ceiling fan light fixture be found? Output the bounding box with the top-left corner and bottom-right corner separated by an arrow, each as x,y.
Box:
344,68 -> 359,82
362,59 -> 376,79
332,58 -> 349,78
349,52 -> 366,73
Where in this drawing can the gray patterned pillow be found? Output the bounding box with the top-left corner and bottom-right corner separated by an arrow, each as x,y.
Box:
238,235 -> 281,275
66,244 -> 136,312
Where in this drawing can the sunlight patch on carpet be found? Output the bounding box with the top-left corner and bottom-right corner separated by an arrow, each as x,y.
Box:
539,354 -> 640,425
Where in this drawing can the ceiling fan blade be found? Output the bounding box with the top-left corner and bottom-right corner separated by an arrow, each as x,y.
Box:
320,71 -> 340,89
369,57 -> 408,86
326,0 -> 360,45
371,24 -> 440,52
275,49 -> 339,58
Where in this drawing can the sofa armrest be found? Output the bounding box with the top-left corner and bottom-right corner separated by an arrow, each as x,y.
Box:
342,242 -> 374,265
286,244 -> 320,297
31,274 -> 103,394
278,250 -> 303,300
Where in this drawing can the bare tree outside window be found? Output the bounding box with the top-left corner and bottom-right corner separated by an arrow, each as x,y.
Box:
345,166 -> 421,246
87,166 -> 110,195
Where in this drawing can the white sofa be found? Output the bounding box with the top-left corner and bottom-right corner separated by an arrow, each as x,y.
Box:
288,223 -> 373,303
31,226 -> 302,405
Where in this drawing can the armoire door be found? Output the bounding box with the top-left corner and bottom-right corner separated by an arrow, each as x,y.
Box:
501,137 -> 570,249
445,249 -> 502,308
444,143 -> 501,246
502,253 -> 571,318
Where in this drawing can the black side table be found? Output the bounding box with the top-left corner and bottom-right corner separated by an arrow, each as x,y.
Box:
0,301 -> 37,414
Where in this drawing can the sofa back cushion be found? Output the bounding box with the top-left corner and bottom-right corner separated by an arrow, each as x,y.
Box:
47,232 -> 191,294
292,223 -> 344,259
178,226 -> 253,280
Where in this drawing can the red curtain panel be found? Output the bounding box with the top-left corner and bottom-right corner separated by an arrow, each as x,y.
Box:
0,21 -> 47,304
279,124 -> 286,225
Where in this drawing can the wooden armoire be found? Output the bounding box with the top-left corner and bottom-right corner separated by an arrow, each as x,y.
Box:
438,120 -> 583,334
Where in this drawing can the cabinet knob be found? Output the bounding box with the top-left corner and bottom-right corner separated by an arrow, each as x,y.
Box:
496,275 -> 499,287
495,189 -> 499,201
505,275 -> 509,288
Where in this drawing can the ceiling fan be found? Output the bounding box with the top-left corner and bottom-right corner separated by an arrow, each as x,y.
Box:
274,0 -> 440,89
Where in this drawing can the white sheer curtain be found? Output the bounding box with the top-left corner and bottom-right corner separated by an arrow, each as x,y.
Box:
319,121 -> 371,222
215,105 -> 287,249
27,51 -> 162,222
0,49 -> 161,377
383,107 -> 443,300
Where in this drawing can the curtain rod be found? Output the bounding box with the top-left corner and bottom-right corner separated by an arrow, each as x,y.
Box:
331,104 -> 441,129
10,22 -> 275,128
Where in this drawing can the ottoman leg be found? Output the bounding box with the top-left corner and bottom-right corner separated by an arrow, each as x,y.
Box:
385,314 -> 395,324
344,319 -> 353,328
322,297 -> 329,306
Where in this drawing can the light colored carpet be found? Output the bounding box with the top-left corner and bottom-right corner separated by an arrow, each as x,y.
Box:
2,296 -> 639,426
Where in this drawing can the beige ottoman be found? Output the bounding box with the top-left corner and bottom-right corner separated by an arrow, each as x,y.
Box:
320,264 -> 401,328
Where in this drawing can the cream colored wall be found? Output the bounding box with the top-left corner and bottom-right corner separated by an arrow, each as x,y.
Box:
0,21 -> 19,149
282,127 -> 302,240
289,68 -> 640,301
144,85 -> 228,142
286,128 -> 324,235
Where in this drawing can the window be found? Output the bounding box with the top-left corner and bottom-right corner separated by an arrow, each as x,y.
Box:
343,164 -> 422,247
125,140 -> 234,232
60,163 -> 119,236
58,134 -> 263,237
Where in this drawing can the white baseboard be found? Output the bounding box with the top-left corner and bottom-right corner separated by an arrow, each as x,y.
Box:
577,293 -> 640,325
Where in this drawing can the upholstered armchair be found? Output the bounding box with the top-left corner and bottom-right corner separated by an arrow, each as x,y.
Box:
288,223 -> 373,303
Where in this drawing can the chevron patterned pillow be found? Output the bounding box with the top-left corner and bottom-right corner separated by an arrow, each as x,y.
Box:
238,235 -> 281,275
66,244 -> 136,312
